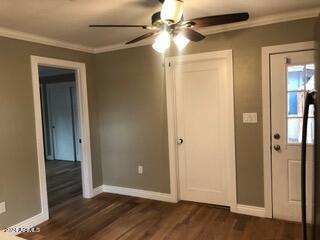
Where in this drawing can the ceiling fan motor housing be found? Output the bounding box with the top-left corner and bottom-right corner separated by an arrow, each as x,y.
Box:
152,12 -> 162,25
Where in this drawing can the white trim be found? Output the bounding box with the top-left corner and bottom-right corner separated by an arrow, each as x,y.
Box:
165,50 -> 237,210
93,41 -> 152,54
0,8 -> 318,54
93,186 -> 104,197
102,185 -> 177,203
0,27 -> 93,53
233,204 -> 266,218
95,185 -> 264,218
30,56 -> 94,221
8,212 -> 48,236
165,57 -> 179,204
261,41 -> 316,218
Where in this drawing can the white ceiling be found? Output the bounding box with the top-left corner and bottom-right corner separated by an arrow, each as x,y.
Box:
0,0 -> 319,50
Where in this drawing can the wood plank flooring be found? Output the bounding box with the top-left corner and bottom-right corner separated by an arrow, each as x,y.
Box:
19,193 -> 304,240
45,160 -> 82,208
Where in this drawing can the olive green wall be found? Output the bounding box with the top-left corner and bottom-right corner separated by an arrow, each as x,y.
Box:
0,37 -> 102,228
95,48 -> 170,193
95,18 -> 316,207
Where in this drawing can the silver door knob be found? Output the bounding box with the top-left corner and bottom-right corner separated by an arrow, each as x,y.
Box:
274,145 -> 281,151
177,139 -> 184,144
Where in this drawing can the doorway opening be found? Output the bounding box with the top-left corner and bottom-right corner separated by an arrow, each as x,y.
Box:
31,56 -> 93,220
39,66 -> 82,209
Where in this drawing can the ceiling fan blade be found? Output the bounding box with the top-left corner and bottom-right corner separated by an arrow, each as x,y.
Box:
89,24 -> 148,29
130,0 -> 162,8
126,32 -> 156,44
190,12 -> 249,28
180,28 -> 206,42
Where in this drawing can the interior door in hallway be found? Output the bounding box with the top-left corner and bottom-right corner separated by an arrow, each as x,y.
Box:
47,82 -> 79,161
170,52 -> 235,206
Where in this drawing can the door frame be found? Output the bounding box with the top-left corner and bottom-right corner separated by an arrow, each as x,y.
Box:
165,50 -> 237,211
261,41 -> 316,218
30,56 -> 94,219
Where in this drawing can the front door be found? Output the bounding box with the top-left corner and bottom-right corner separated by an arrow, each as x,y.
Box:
169,51 -> 235,206
271,50 -> 315,222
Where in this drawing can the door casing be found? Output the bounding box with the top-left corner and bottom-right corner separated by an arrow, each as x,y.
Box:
262,41 -> 316,218
30,56 -> 94,221
165,50 -> 237,212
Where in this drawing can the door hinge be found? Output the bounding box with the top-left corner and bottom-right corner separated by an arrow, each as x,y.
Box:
284,57 -> 290,64
79,139 -> 82,144
169,62 -> 171,67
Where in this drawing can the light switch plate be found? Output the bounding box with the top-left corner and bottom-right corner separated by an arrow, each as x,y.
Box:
138,166 -> 143,175
0,202 -> 6,214
243,113 -> 258,123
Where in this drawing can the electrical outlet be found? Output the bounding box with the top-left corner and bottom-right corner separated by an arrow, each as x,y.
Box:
138,166 -> 143,175
0,202 -> 6,214
243,113 -> 258,123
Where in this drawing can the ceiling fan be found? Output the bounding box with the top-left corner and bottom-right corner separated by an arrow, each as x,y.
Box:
89,0 -> 249,53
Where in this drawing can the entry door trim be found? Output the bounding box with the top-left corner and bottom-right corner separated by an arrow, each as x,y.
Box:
261,41 -> 316,218
30,56 -> 94,221
165,50 -> 237,211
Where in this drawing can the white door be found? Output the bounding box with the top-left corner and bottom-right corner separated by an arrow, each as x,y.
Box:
47,82 -> 79,161
271,50 -> 315,222
40,84 -> 54,160
170,51 -> 235,206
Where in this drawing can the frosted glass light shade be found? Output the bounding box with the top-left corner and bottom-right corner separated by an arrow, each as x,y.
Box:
152,31 -> 171,53
161,0 -> 184,23
174,33 -> 190,50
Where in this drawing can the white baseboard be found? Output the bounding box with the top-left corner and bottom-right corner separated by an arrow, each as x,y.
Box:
93,185 -> 103,197
232,204 -> 266,218
96,185 -> 266,217
100,185 -> 177,203
8,211 -> 48,235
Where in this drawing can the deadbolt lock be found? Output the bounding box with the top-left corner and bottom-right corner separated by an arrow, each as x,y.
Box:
274,133 -> 280,140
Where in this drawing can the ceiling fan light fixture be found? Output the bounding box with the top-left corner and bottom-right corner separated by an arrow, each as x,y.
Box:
173,33 -> 190,50
153,31 -> 171,53
161,0 -> 184,24
152,42 -> 166,53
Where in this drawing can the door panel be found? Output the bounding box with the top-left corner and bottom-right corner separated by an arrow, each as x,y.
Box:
173,55 -> 232,206
47,82 -> 78,161
271,50 -> 315,222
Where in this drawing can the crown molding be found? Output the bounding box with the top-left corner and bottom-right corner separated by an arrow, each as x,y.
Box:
0,8 -> 319,54
0,26 -> 94,53
92,40 -> 154,54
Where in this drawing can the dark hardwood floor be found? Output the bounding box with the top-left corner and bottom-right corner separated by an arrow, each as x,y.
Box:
20,192 -> 304,240
45,160 -> 82,208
